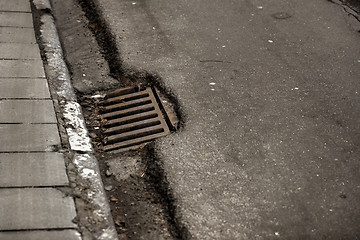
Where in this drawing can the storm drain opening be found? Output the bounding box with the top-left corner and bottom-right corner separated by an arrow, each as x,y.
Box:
99,87 -> 171,153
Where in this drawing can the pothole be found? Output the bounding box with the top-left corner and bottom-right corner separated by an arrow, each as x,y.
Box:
80,88 -> 181,239
49,0 -> 184,238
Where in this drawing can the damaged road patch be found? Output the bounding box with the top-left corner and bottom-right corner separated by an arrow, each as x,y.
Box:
46,0 -> 184,239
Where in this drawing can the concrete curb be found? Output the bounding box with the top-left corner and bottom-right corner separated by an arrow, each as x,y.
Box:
33,1 -> 118,239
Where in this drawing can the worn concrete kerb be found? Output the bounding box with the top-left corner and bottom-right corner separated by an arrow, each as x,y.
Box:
33,1 -> 118,239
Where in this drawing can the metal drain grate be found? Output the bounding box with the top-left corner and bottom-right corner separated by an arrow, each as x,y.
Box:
99,87 -> 171,152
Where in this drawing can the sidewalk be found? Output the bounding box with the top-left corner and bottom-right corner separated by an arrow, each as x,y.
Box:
0,0 -> 81,239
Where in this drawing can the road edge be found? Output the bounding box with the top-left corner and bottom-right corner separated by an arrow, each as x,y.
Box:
32,1 -> 118,239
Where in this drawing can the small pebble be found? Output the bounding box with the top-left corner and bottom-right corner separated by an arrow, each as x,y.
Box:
105,170 -> 112,177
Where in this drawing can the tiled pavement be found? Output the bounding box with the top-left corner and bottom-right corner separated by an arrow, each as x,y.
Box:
0,0 -> 81,239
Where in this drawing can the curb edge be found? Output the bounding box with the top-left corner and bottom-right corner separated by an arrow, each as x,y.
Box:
34,1 -> 118,239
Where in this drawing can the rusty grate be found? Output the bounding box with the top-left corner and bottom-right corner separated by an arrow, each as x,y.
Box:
99,87 -> 171,152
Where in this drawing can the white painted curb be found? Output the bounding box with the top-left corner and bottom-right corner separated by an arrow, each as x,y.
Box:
34,1 -> 118,239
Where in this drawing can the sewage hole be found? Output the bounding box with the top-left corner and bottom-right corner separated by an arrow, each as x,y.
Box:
86,87 -> 172,153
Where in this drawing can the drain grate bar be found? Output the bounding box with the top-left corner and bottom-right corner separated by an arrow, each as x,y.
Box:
104,86 -> 136,99
104,119 -> 161,135
100,87 -> 170,152
103,132 -> 168,152
102,91 -> 150,106
101,103 -> 155,119
103,110 -> 159,128
101,97 -> 152,113
106,125 -> 164,144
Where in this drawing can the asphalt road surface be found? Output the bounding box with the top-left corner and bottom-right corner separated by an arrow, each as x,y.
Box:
93,0 -> 360,239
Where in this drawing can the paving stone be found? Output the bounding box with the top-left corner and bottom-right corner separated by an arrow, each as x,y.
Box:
0,188 -> 77,230
0,78 -> 50,98
0,60 -> 45,78
0,230 -> 82,240
0,100 -> 57,123
0,12 -> 33,27
0,124 -> 60,152
0,153 -> 69,187
0,0 -> 31,12
0,27 -> 36,43
0,43 -> 41,59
